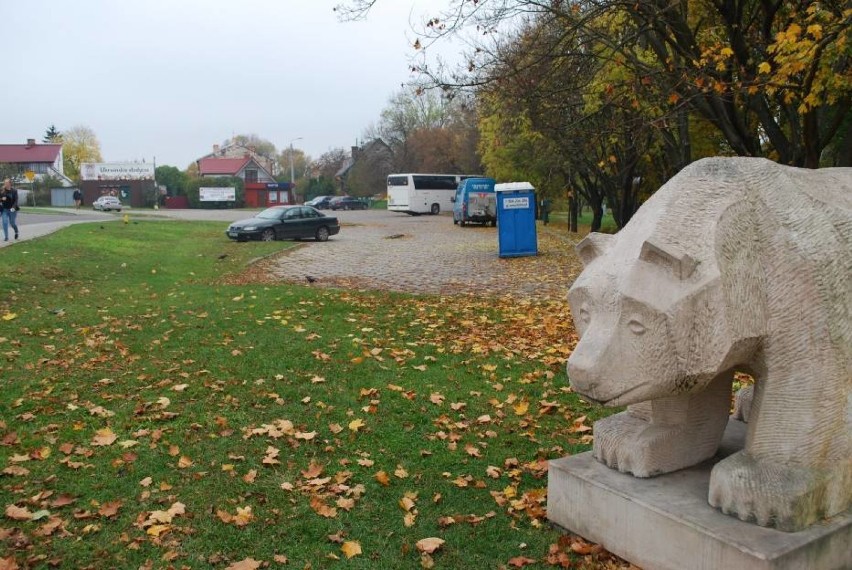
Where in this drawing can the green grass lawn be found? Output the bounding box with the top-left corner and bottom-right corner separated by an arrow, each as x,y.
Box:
0,221 -> 621,569
548,211 -> 618,234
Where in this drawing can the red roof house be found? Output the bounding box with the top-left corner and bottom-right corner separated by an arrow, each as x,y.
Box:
196,155 -> 292,208
197,157 -> 252,176
0,139 -> 73,186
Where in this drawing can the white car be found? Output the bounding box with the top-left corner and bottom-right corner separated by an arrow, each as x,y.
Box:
92,196 -> 123,211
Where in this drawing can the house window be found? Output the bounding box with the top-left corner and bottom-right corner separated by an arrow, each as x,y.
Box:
245,169 -> 258,183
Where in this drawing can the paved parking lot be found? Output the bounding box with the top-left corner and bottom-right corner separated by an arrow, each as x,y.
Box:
266,210 -> 584,300
4,207 -> 584,300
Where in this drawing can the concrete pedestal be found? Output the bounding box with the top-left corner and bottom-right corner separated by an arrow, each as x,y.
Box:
547,420 -> 851,570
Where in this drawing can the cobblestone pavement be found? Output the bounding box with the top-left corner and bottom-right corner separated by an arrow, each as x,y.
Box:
267,210 -> 584,300
6,207 -> 584,300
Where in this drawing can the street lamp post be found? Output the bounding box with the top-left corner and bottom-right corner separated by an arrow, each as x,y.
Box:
289,137 -> 303,202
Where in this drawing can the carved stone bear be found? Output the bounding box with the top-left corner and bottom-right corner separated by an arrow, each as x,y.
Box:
566,157 -> 851,532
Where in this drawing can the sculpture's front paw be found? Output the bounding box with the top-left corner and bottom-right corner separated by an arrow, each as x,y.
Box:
709,451 -> 845,532
592,411 -> 717,477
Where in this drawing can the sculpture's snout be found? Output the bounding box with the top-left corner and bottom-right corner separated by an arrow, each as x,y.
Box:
566,355 -> 599,400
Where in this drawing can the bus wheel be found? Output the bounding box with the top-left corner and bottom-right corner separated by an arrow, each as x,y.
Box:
460,219 -> 466,227
430,203 -> 440,215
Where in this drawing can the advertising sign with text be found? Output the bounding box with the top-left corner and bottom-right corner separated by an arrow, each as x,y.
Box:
200,187 -> 236,201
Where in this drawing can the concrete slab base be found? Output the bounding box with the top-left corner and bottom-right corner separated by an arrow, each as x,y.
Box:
547,420 -> 851,570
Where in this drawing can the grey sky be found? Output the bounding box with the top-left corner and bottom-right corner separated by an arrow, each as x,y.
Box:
2,0 -> 455,169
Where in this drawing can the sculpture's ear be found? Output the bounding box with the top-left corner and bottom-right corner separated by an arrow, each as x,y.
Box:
576,233 -> 614,266
640,238 -> 697,279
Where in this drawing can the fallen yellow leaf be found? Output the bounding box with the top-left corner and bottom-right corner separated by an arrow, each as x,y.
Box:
91,428 -> 117,447
341,541 -> 362,559
234,506 -> 254,526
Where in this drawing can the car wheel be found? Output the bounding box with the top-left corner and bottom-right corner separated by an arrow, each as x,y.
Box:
261,229 -> 275,242
315,226 -> 330,242
430,203 -> 440,215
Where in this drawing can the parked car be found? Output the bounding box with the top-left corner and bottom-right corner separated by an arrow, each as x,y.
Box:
92,196 -> 123,212
305,196 -> 333,209
452,177 -> 497,226
329,196 -> 368,211
226,206 -> 340,242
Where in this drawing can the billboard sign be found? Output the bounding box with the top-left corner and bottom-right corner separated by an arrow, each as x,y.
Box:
81,162 -> 155,181
200,187 -> 236,201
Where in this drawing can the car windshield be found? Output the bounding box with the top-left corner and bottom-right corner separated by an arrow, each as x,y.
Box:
257,208 -> 288,219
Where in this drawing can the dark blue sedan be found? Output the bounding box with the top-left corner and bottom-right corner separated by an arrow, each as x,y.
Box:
226,206 -> 341,242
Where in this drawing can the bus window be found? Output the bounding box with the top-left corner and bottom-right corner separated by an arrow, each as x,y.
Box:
413,175 -> 457,190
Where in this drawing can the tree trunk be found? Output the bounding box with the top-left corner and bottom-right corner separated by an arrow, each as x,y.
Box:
591,204 -> 603,233
569,195 -> 579,233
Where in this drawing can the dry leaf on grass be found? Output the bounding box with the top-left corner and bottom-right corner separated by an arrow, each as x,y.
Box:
4,505 -> 32,521
225,558 -> 261,570
91,428 -> 117,447
416,537 -> 445,554
341,541 -> 362,559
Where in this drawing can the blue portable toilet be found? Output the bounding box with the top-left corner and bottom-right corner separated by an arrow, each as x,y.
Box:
495,182 -> 538,257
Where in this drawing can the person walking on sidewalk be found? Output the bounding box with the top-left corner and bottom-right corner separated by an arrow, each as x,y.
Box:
1,178 -> 20,241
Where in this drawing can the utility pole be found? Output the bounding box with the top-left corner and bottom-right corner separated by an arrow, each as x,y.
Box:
289,137 -> 303,202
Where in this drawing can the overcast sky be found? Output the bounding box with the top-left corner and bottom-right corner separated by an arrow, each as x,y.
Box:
2,0 -> 458,168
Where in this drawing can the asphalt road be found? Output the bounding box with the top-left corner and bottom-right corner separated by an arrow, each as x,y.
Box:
0,209 -> 116,247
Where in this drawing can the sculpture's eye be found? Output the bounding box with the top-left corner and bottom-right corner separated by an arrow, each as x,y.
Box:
628,318 -> 646,335
578,307 -> 591,324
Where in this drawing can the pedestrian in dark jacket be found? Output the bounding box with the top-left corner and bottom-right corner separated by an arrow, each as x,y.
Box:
1,178 -> 20,241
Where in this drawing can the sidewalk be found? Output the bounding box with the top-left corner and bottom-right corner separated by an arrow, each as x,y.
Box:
0,208 -> 116,248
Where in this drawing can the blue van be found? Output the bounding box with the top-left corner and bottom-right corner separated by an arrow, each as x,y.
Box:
452,177 -> 497,226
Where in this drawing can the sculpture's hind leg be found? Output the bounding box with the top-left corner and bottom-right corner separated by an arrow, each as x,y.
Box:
709,367 -> 851,531
709,450 -> 851,531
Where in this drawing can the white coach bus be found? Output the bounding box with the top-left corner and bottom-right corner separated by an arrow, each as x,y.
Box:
386,173 -> 480,215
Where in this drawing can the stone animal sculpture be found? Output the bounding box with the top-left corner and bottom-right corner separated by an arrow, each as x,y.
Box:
566,157 -> 851,532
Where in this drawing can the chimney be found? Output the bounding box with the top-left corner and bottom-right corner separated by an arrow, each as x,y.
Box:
351,146 -> 361,160
213,144 -> 220,154
26,138 -> 36,147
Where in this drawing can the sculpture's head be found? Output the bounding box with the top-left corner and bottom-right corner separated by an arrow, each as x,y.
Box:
566,231 -> 741,407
